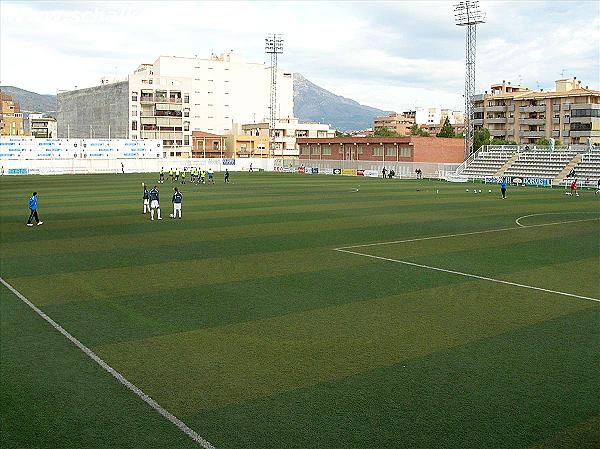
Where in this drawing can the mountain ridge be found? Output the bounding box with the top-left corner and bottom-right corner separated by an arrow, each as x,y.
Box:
2,75 -> 390,131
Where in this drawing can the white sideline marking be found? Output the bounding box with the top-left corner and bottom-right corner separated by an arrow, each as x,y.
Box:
335,217 -> 600,250
334,249 -> 600,303
515,212 -> 598,228
0,277 -> 216,449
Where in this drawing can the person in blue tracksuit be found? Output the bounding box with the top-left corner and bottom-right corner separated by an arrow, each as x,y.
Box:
26,192 -> 43,226
500,178 -> 507,199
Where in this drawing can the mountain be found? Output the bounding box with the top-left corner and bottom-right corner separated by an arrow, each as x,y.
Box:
3,77 -> 389,132
0,86 -> 57,116
293,73 -> 390,132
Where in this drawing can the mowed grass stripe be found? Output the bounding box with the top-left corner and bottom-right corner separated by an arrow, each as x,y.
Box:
5,247 -> 380,306
92,279 -> 595,416
41,261 -> 483,346
182,308 -> 599,449
0,286 -> 201,449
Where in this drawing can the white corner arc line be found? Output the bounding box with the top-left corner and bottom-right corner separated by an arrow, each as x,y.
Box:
515,212 -> 598,228
334,249 -> 600,303
0,277 -> 216,449
335,217 -> 600,250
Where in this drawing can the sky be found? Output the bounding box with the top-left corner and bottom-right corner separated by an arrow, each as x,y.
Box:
1,0 -> 598,113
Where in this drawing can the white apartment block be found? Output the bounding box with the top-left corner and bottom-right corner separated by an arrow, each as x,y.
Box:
129,52 -> 293,156
240,117 -> 336,157
415,107 -> 463,126
59,51 -> 293,157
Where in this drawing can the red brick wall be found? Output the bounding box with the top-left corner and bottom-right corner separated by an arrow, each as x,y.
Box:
411,137 -> 465,163
297,137 -> 465,163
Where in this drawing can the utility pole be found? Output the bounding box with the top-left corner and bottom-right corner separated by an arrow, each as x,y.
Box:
454,1 -> 486,158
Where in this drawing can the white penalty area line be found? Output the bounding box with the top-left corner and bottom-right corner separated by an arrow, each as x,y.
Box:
333,249 -> 600,303
334,217 -> 600,251
0,277 -> 216,449
515,212 -> 598,228
334,217 -> 600,304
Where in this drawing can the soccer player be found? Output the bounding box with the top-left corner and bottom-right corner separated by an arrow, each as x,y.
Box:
172,187 -> 183,219
159,167 -> 164,184
208,168 -> 214,184
26,192 -> 43,227
224,169 -> 230,184
570,179 -> 579,197
500,178 -> 507,199
169,168 -> 174,181
142,184 -> 150,214
200,170 -> 206,184
382,167 -> 387,179
149,185 -> 162,220
596,179 -> 600,195
181,169 -> 186,184
175,168 -> 180,182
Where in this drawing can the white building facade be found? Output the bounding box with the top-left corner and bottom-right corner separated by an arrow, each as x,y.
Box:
415,107 -> 464,126
129,52 -> 293,156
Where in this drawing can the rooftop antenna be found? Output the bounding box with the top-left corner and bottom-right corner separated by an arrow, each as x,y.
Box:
559,68 -> 567,78
265,33 -> 283,158
454,0 -> 486,158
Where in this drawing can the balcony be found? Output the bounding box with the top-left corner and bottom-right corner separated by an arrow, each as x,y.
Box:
519,106 -> 546,113
471,94 -> 485,102
552,130 -> 560,137
472,107 -> 484,114
507,117 -> 514,124
519,130 -> 546,138
487,118 -> 507,124
552,118 -> 560,124
570,103 -> 600,110
519,118 -> 546,125
553,104 -> 561,112
570,130 -> 600,137
472,119 -> 484,125
489,129 -> 507,136
570,116 -> 600,124
487,105 -> 506,112
139,96 -> 182,104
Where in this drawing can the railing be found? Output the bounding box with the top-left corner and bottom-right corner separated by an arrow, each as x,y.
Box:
139,96 -> 182,103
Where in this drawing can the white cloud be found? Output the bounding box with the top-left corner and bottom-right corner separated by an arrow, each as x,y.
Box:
1,0 -> 598,114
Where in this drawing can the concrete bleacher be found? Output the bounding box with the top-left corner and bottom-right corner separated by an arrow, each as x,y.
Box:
458,145 -> 600,185
460,148 -> 516,179
503,151 -> 578,179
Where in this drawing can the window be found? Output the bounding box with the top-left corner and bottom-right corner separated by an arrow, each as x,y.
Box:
184,122 -> 190,131
213,141 -> 220,151
322,146 -> 331,155
311,146 -> 320,155
385,147 -> 397,157
131,120 -> 138,131
399,147 -> 411,157
184,135 -> 189,145
208,91 -> 213,94
301,147 -> 310,155
373,147 -> 383,157
183,109 -> 190,117
131,92 -> 138,102
184,94 -> 189,103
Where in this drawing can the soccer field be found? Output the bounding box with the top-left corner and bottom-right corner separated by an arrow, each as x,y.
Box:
1,172 -> 599,449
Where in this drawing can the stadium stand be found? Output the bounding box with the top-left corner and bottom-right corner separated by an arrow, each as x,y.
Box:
457,145 -> 600,185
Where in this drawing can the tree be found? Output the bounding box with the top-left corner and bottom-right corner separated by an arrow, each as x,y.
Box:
537,137 -> 550,146
374,126 -> 399,137
490,138 -> 518,146
473,128 -> 491,151
409,123 -> 429,137
436,117 -> 455,138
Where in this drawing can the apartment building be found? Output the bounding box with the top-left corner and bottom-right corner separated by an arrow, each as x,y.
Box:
472,78 -> 600,146
0,91 -> 25,136
58,51 -> 293,157
240,117 -> 335,157
415,108 -> 464,126
373,112 -> 415,135
29,113 -> 58,138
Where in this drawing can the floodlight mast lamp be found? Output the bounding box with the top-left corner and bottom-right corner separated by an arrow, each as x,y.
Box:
454,1 -> 485,158
265,33 -> 284,158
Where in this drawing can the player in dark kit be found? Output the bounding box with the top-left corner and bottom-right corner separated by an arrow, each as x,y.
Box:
143,184 -> 150,214
149,185 -> 162,220
224,169 -> 230,183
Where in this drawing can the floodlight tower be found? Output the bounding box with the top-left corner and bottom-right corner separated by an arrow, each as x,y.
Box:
454,1 -> 485,157
265,33 -> 284,157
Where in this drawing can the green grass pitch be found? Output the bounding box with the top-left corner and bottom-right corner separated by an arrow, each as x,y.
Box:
1,172 -> 599,449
